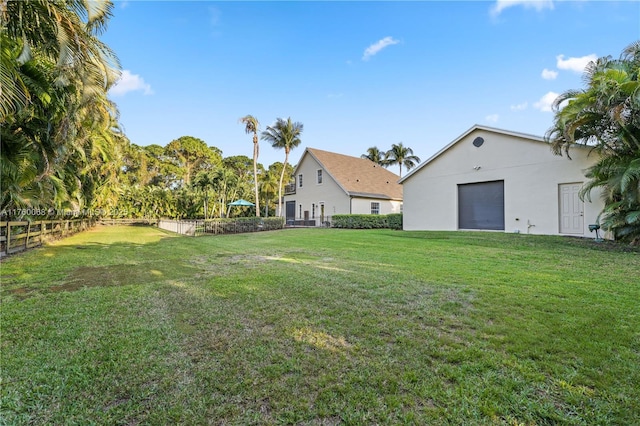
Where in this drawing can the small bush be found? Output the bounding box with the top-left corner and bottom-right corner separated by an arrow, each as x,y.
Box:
387,213 -> 403,230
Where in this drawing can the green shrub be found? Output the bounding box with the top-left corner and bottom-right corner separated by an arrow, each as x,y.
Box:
387,213 -> 403,230
331,214 -> 402,229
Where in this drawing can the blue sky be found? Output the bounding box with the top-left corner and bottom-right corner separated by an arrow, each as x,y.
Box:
105,0 -> 640,169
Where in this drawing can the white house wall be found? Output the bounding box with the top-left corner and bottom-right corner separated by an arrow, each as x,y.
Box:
402,129 -> 604,236
284,155 -> 350,222
351,198 -> 403,215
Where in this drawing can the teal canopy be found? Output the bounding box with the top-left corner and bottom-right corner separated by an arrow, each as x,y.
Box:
227,199 -> 255,207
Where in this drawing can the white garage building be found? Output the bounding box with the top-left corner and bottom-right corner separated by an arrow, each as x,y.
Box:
399,125 -> 605,237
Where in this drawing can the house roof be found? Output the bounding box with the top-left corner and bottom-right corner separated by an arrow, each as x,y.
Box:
398,124 -> 551,184
297,148 -> 403,200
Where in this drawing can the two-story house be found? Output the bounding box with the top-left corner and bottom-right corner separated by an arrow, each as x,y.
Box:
283,148 -> 403,226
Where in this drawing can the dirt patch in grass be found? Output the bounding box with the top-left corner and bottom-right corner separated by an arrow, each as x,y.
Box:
6,263 -> 198,298
54,264 -> 189,293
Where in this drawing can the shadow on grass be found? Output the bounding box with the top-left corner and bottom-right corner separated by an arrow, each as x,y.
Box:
387,230 -> 640,253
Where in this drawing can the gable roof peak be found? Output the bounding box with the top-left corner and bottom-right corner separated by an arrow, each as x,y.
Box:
398,125 -> 547,183
297,147 -> 403,200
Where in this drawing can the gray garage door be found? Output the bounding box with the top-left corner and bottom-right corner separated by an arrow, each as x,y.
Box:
458,181 -> 505,230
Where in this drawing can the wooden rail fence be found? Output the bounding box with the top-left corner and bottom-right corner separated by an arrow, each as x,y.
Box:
0,219 -> 96,257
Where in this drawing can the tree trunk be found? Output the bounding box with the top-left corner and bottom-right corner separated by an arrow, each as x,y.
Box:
253,136 -> 260,217
277,150 -> 289,217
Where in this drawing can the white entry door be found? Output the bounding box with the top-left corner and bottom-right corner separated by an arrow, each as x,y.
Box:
559,183 -> 584,234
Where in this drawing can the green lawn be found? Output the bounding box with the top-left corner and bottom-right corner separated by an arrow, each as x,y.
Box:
1,225 -> 639,425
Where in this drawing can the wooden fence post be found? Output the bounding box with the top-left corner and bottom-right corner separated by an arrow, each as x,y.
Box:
25,222 -> 30,250
7,222 -> 11,254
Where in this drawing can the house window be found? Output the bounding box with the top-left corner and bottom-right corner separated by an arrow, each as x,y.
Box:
298,174 -> 303,188
317,169 -> 323,184
371,202 -> 380,215
299,204 -> 302,218
312,204 -> 316,219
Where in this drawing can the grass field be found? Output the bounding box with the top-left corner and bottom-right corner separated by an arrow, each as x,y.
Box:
1,225 -> 639,425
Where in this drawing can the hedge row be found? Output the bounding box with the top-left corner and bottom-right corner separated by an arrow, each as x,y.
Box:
331,214 -> 402,230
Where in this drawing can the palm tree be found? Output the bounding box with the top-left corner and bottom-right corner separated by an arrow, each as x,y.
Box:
385,142 -> 421,178
239,115 -> 261,217
361,146 -> 389,166
1,0 -> 120,120
261,117 -> 304,217
546,41 -> 640,243
1,0 -> 122,217
259,169 -> 279,217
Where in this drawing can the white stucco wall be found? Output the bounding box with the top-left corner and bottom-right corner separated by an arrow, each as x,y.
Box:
351,198 -> 403,215
402,129 -> 605,237
283,155 -> 350,223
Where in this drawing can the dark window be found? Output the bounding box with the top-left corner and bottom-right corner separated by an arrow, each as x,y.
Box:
317,170 -> 323,184
298,174 -> 303,188
371,202 -> 380,215
458,181 -> 504,230
473,137 -> 484,147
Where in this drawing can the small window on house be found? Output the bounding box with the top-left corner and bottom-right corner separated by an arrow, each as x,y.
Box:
317,169 -> 323,184
371,202 -> 380,215
312,204 -> 315,219
299,205 -> 302,218
298,174 -> 303,188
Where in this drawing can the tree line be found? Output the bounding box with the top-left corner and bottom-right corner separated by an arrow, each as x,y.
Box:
115,135 -> 295,219
0,1 -> 303,221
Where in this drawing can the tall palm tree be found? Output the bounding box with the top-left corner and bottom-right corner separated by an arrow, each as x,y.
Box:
385,142 -> 421,178
361,146 -> 389,166
261,117 -> 304,217
239,115 -> 260,217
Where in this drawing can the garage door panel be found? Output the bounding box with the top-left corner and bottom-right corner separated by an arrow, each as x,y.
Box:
458,181 -> 505,230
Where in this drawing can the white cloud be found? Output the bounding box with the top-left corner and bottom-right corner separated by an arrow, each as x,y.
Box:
362,37 -> 400,61
485,114 -> 500,123
541,68 -> 558,80
510,102 -> 528,111
533,91 -> 559,112
556,54 -> 597,73
109,70 -> 153,97
490,0 -> 554,17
